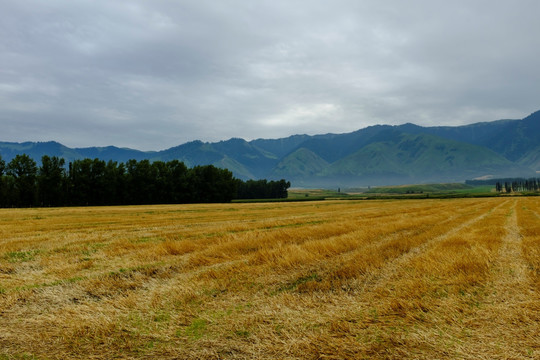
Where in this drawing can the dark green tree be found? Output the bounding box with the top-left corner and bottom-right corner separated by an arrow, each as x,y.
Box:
190,165 -> 236,203
69,159 -> 93,205
0,155 -> 5,207
125,159 -> 157,204
236,179 -> 290,199
167,160 -> 189,203
90,158 -> 108,205
152,161 -> 170,204
0,155 -> 5,176
38,155 -> 66,206
6,154 -> 38,207
103,160 -> 126,205
0,153 -> 289,207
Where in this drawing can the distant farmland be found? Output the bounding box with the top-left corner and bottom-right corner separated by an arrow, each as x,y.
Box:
1,198 -> 539,359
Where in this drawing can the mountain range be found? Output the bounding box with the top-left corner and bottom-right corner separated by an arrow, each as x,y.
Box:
2,110 -> 539,187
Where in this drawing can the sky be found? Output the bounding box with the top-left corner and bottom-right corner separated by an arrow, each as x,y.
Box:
1,0 -> 540,151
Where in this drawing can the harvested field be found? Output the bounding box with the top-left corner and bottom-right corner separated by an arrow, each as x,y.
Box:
1,198 -> 539,359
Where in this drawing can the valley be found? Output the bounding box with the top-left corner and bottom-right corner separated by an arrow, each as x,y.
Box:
1,110 -> 539,187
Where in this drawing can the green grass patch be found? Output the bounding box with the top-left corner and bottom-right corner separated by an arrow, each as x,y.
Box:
0,354 -> 38,360
184,318 -> 208,339
450,185 -> 494,194
234,329 -> 250,337
288,188 -> 347,199
14,276 -> 86,292
364,183 -> 479,194
236,183 -> 506,203
4,250 -> 40,263
153,310 -> 171,323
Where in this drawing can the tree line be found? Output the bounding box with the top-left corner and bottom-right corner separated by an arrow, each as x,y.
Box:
466,178 -> 540,193
495,178 -> 540,193
237,179 -> 290,199
0,154 -> 290,207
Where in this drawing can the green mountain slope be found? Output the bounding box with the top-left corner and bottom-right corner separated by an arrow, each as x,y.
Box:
286,125 -> 394,163
0,141 -> 150,164
250,135 -> 311,159
213,155 -> 255,179
271,148 -> 329,179
1,110 -> 539,186
518,145 -> 540,171
397,110 -> 540,162
156,138 -> 278,179
321,132 -> 519,185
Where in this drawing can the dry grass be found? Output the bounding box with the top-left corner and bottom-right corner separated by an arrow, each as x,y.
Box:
1,198 -> 539,359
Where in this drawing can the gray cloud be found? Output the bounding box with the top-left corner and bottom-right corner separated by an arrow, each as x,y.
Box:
1,0 -> 539,150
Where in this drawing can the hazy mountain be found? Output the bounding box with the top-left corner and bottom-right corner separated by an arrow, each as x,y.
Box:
155,138 -> 277,178
1,111 -> 538,187
321,132 -> 518,184
270,148 -> 330,182
250,134 -> 312,159
0,141 -> 149,164
396,110 -> 540,163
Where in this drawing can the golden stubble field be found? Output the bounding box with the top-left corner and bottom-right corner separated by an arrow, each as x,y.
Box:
1,197 -> 540,359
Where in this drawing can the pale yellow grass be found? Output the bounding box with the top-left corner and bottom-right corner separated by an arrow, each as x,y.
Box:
1,198 -> 539,359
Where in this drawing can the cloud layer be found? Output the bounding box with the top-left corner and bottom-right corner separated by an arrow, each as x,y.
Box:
1,0 -> 539,150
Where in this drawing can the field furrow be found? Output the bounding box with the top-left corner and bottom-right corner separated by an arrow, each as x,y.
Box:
295,199 -> 511,359
1,198 -> 540,359
458,200 -> 540,359
360,199 -> 510,295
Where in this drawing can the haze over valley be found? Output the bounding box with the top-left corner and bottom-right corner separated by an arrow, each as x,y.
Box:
1,110 -> 538,187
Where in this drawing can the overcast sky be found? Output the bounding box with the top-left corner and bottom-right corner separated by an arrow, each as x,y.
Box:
1,1 -> 539,150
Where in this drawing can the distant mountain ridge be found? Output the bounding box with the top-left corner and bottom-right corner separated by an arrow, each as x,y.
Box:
1,110 -> 539,187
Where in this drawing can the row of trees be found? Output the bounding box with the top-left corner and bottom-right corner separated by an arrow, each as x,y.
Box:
466,178 -> 540,193
494,178 -> 540,193
237,179 -> 291,199
0,154 -> 290,207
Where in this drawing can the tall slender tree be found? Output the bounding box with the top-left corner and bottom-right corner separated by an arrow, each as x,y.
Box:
0,155 -> 5,207
38,155 -> 66,206
6,154 -> 38,207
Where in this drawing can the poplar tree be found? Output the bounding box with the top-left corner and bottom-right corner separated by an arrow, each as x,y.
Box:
6,154 -> 38,207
